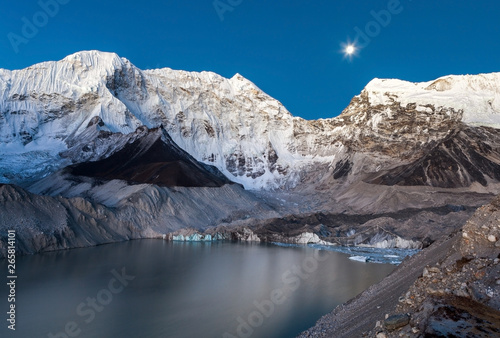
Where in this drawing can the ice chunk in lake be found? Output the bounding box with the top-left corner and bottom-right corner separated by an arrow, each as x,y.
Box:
348,256 -> 367,263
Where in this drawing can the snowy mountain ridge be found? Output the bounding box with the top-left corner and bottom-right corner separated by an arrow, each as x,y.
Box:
0,50 -> 499,189
363,74 -> 500,127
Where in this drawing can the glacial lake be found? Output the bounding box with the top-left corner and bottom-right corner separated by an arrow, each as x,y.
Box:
1,240 -> 395,338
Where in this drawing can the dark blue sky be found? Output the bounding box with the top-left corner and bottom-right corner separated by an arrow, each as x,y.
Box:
0,0 -> 499,119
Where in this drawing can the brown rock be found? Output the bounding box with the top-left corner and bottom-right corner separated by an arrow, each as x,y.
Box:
475,270 -> 486,279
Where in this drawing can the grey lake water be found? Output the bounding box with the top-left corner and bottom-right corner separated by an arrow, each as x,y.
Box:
1,240 -> 395,338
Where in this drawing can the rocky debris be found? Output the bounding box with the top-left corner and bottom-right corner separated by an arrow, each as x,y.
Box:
12,156 -> 483,259
459,196 -> 500,259
365,195 -> 500,337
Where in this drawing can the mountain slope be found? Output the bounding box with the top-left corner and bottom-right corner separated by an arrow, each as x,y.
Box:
68,126 -> 233,188
366,126 -> 500,188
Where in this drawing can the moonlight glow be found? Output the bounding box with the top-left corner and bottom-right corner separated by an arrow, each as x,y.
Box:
340,41 -> 358,60
345,44 -> 356,56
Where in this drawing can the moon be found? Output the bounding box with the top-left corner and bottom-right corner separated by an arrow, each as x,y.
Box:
345,44 -> 356,56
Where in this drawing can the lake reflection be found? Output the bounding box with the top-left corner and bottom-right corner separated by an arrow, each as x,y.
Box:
0,240 -> 395,338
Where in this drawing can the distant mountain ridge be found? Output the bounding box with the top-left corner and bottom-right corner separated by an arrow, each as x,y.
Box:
1,50 -> 500,191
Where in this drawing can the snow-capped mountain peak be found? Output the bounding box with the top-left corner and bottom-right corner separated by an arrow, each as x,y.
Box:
0,51 -> 499,190
362,73 -> 500,128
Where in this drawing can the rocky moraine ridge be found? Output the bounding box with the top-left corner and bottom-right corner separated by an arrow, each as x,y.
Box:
0,50 -> 499,260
